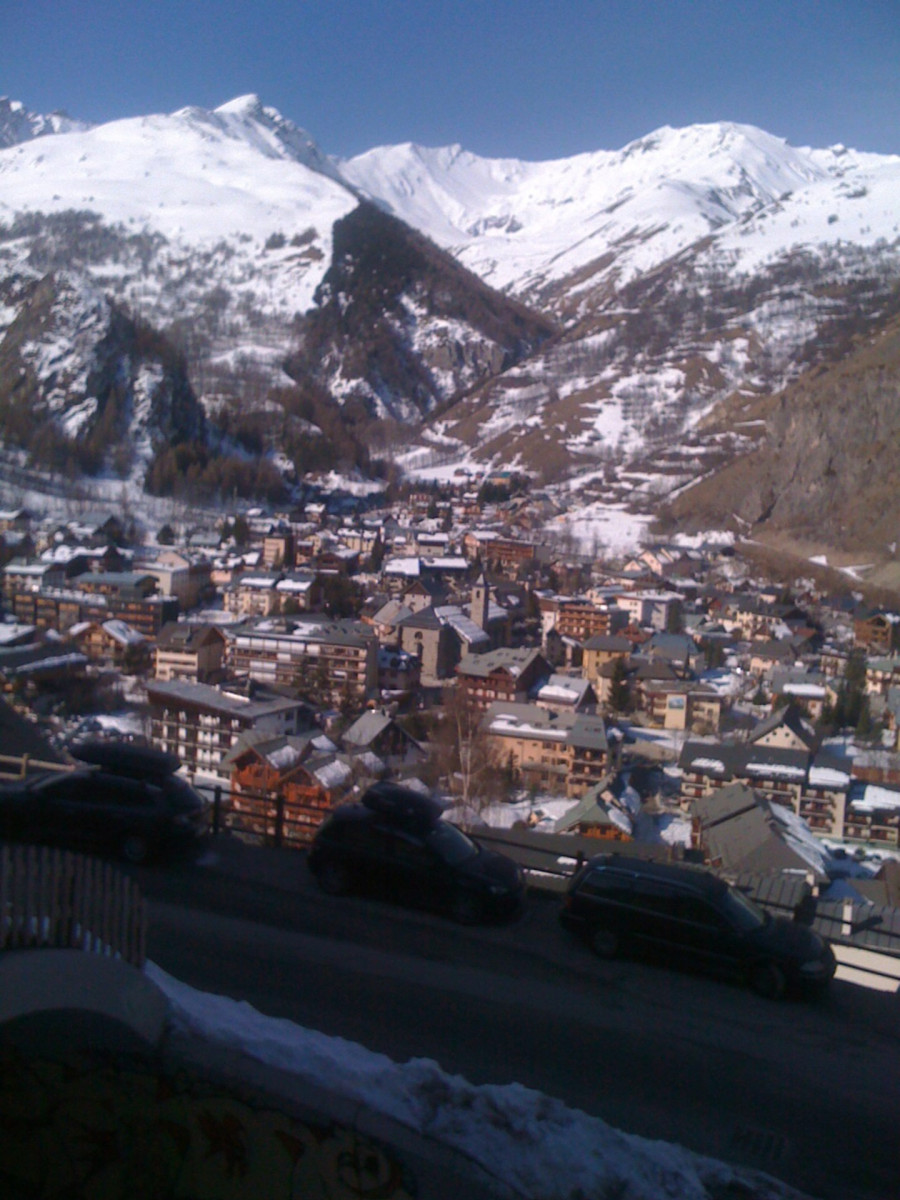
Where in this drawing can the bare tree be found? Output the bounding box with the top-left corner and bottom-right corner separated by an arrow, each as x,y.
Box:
430,685 -> 505,822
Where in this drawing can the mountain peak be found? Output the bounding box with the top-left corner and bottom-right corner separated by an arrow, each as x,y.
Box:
164,95 -> 344,184
0,96 -> 91,148
215,94 -> 265,118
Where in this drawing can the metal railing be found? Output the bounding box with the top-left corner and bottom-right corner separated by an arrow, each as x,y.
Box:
0,843 -> 146,967
0,754 -> 73,781
2,752 -> 896,992
198,782 -> 328,849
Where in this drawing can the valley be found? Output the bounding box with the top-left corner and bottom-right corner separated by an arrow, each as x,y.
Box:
1,95 -> 899,563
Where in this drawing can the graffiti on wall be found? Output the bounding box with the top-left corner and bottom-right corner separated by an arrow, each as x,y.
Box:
0,1046 -> 417,1199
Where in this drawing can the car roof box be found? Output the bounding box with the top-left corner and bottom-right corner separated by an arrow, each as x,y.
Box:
361,781 -> 443,826
71,739 -> 182,780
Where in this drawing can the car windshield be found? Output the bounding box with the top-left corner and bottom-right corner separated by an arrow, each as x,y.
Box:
719,885 -> 767,932
425,821 -> 478,866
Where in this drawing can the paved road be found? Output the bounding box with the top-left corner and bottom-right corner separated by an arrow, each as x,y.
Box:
135,837 -> 900,1200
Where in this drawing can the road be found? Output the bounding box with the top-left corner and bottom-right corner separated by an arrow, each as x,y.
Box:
135,840 -> 900,1200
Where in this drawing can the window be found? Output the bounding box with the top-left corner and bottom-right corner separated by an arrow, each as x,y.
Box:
426,823 -> 477,866
580,868 -> 632,901
631,878 -> 677,914
390,834 -> 434,870
717,886 -> 766,932
675,893 -> 727,929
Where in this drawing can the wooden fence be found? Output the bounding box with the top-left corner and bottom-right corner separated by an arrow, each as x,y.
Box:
0,844 -> 146,967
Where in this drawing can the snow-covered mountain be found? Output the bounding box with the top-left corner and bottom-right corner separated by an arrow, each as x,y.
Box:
1,94 -> 899,552
341,123 -> 899,304
0,96 -> 91,149
341,123 -> 900,493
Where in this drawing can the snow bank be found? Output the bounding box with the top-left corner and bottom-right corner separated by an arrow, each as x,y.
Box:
146,963 -> 807,1200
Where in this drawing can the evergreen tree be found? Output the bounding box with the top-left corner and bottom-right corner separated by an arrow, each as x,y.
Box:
610,657 -> 631,713
367,531 -> 385,572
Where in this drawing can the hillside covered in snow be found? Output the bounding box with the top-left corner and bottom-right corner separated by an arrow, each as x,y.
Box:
1,94 -> 899,555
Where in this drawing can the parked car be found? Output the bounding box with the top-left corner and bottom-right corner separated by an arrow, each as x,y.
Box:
0,747 -> 208,864
559,853 -> 836,999
308,782 -> 525,923
69,739 -> 183,778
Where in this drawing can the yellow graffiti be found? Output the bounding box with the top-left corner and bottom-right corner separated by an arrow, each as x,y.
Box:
0,1048 -> 416,1199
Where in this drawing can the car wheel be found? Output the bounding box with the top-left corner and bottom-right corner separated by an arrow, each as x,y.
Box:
749,961 -> 787,1000
316,860 -> 350,896
451,891 -> 483,925
120,834 -> 150,865
589,926 -> 619,959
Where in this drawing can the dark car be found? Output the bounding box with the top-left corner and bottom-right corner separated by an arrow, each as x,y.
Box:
559,853 -> 836,999
0,752 -> 208,864
308,782 -> 525,923
70,739 -> 183,778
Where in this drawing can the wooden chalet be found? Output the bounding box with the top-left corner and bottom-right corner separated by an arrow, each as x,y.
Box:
223,732 -> 350,845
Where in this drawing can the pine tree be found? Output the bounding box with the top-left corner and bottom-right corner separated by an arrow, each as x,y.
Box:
610,657 -> 631,713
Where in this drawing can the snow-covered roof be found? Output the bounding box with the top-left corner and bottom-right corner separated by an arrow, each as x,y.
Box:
851,784 -> 900,813
744,761 -> 807,780
384,557 -> 421,576
780,682 -> 826,699
267,743 -> 304,772
807,765 -> 851,789
690,757 -> 727,774
312,758 -> 353,790
440,609 -> 490,647
97,619 -> 144,645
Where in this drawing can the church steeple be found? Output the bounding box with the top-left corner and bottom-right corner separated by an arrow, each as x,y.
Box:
471,570 -> 489,630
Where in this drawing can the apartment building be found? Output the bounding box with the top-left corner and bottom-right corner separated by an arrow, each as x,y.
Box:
482,701 -> 613,799
678,740 -> 850,838
154,622 -> 228,683
146,679 -> 313,780
226,616 -> 379,704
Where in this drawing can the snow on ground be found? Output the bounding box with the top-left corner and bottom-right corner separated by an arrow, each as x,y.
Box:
67,710 -> 146,741
145,962 -> 806,1200
545,501 -> 653,555
698,668 -> 747,698
632,810 -> 693,847
454,795 -> 579,832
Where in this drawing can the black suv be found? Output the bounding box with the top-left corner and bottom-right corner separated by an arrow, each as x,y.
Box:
0,740 -> 208,864
560,853 -> 835,999
308,782 -> 525,923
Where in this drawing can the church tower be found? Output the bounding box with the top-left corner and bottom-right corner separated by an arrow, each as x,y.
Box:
470,570 -> 489,630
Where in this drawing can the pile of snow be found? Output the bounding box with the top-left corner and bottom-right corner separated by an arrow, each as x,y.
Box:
147,963 -> 806,1200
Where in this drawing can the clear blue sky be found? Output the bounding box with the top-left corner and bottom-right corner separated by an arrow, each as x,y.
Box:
3,0 -> 898,159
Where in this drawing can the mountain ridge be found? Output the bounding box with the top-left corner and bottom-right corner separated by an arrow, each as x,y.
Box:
1,94 -> 899,559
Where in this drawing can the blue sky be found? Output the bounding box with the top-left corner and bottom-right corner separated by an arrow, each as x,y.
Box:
3,1 -> 898,159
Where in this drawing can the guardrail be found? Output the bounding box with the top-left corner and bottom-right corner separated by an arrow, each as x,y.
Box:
0,843 -> 146,967
0,754 -> 73,781
3,757 -> 897,994
472,826 -> 675,893
198,783 -> 326,848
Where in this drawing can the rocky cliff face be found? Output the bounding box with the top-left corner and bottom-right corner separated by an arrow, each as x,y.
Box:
0,96 -> 90,148
667,304 -> 900,555
1,98 -> 900,556
285,202 -> 556,425
0,272 -> 204,481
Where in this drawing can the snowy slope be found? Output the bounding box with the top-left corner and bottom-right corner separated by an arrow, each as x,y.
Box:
341,123 -> 900,304
0,95 -> 357,322
1,95 -> 900,513
0,96 -> 91,148
343,124 -> 900,486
